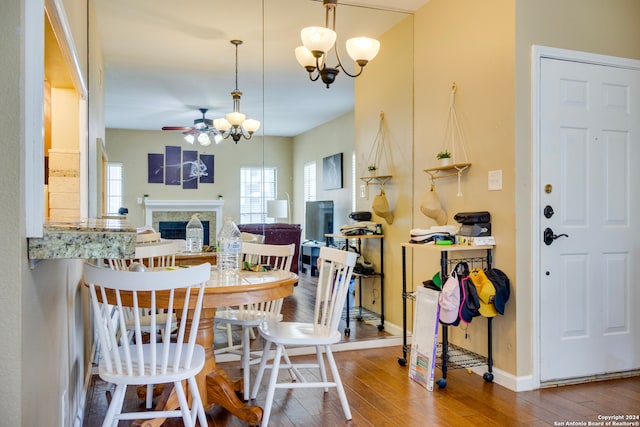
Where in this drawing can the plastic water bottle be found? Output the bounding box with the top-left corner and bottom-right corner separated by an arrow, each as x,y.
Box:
218,217 -> 241,275
185,213 -> 204,253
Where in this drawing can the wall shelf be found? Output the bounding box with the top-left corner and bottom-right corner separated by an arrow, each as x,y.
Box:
424,163 -> 471,180
360,175 -> 392,186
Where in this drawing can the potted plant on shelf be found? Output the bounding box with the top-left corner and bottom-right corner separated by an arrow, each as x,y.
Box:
367,164 -> 377,175
436,150 -> 452,166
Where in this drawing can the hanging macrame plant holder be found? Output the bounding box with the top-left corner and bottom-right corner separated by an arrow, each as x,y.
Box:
427,83 -> 471,197
361,111 -> 393,202
365,112 -> 393,179
362,112 -> 394,222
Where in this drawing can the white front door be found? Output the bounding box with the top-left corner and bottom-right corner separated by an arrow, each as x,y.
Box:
539,54 -> 640,383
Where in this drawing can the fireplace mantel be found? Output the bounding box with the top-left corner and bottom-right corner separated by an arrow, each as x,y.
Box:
144,199 -> 225,236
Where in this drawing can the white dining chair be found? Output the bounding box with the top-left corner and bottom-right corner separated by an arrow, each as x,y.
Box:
105,240 -> 180,408
84,262 -> 210,427
214,242 -> 295,400
250,246 -> 357,426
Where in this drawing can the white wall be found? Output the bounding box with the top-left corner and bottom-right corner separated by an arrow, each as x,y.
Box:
0,0 -> 100,424
0,0 -> 25,424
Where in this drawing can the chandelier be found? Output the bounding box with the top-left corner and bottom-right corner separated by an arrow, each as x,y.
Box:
294,0 -> 380,88
214,40 -> 260,143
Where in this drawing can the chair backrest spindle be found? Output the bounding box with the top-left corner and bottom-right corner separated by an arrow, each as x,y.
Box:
314,247 -> 357,336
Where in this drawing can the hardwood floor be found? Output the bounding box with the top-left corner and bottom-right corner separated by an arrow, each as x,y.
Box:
83,273 -> 640,426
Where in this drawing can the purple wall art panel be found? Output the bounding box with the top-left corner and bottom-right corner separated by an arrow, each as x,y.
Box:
165,145 -> 181,185
147,153 -> 164,183
182,150 -> 198,189
199,154 -> 214,183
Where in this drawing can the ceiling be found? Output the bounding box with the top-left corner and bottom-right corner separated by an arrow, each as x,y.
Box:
94,0 -> 427,138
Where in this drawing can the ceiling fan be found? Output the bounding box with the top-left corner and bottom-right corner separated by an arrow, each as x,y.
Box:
162,108 -> 221,146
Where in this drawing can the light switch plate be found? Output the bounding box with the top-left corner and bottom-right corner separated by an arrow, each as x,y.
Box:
488,170 -> 502,191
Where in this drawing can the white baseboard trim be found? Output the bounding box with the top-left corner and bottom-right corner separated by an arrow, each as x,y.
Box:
468,365 -> 535,391
379,320 -> 403,337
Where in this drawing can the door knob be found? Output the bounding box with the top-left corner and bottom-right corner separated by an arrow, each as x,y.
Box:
543,227 -> 569,246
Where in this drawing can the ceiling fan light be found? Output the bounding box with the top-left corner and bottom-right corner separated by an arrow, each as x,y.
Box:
184,134 -> 195,144
346,37 -> 380,63
226,111 -> 246,127
194,119 -> 206,130
301,26 -> 336,55
214,118 -> 231,132
198,132 -> 212,146
243,118 -> 260,133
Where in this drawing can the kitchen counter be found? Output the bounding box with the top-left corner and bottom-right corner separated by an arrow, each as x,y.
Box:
28,218 -> 137,260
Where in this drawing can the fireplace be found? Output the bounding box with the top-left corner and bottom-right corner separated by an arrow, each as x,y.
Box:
158,220 -> 210,245
144,199 -> 224,244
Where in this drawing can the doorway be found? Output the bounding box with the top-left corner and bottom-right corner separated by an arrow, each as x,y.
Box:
533,46 -> 640,385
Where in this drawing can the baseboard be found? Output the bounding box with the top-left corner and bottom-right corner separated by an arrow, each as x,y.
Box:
379,320 -> 403,337
467,365 -> 532,391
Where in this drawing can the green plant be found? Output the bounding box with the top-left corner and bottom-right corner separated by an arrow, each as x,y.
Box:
436,150 -> 451,160
367,164 -> 377,171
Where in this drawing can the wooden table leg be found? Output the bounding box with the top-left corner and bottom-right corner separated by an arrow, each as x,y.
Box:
197,308 -> 263,425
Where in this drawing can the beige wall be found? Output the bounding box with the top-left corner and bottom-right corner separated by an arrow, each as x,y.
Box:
292,113 -> 355,232
354,15 -> 415,330
409,0 -> 518,373
401,0 -> 640,381
105,129 -> 294,228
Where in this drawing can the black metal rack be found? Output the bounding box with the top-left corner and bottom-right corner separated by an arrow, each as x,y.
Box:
397,243 -> 495,388
326,233 -> 385,336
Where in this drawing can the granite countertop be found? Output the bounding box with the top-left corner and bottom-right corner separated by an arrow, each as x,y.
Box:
28,218 -> 137,260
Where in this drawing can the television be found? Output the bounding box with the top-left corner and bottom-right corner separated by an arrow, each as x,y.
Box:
304,200 -> 334,243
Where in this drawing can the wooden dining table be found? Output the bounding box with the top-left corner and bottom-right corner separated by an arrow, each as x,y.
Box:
127,266 -> 298,426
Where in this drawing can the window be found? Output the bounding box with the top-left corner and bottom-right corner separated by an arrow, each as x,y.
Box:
303,161 -> 316,203
105,162 -> 123,215
240,166 -> 277,224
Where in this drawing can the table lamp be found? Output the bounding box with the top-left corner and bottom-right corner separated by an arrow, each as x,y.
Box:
267,199 -> 289,223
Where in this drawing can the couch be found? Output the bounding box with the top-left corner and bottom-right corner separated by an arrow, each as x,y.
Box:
237,223 -> 302,274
